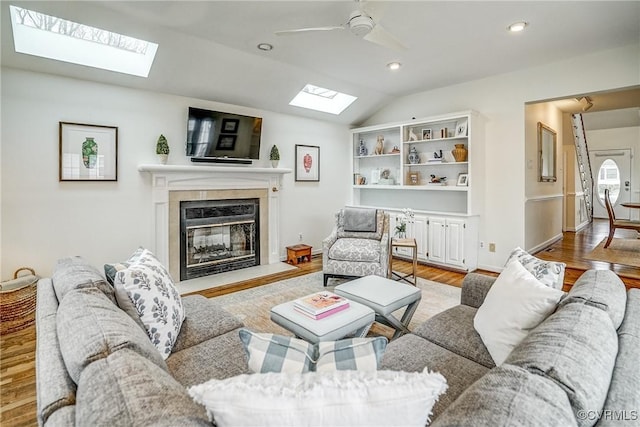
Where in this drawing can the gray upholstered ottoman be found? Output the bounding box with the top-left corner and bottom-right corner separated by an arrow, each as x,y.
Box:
334,275 -> 422,339
270,299 -> 375,343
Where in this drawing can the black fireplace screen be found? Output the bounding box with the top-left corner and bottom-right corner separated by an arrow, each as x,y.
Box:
180,199 -> 259,280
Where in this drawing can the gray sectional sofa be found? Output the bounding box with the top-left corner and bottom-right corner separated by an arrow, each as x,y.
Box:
36,257 -> 250,426
36,256 -> 639,426
382,269 -> 640,426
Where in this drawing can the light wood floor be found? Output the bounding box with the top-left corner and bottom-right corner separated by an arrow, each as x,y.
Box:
2,219 -> 638,426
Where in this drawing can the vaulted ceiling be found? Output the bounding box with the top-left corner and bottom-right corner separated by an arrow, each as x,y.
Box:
2,1 -> 639,126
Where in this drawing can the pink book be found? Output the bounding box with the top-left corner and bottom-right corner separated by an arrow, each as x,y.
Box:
294,302 -> 350,320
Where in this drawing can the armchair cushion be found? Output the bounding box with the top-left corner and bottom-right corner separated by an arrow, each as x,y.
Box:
337,209 -> 384,240
342,207 -> 378,232
328,238 -> 383,263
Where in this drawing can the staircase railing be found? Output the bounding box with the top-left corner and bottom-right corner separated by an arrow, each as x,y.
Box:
571,113 -> 594,222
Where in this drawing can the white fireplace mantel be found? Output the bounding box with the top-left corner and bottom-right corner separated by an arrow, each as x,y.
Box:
138,163 -> 292,274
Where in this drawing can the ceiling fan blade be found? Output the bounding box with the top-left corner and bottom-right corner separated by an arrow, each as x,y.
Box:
363,24 -> 406,51
275,26 -> 345,36
360,0 -> 387,22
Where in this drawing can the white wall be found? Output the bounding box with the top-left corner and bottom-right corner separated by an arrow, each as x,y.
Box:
0,68 -> 350,277
524,102 -> 564,251
363,44 -> 640,270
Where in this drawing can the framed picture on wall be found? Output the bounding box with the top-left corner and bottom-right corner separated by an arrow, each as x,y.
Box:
216,134 -> 237,150
59,122 -> 118,181
295,144 -> 320,182
221,118 -> 239,133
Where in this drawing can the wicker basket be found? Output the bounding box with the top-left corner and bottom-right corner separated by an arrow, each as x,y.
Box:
1,267 -> 39,335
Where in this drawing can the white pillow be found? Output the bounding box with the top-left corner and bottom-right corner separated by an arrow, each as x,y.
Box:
506,247 -> 566,289
474,259 -> 564,366
114,249 -> 185,359
188,369 -> 447,427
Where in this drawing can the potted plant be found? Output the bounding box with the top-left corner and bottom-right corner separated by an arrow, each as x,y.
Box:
270,145 -> 280,168
156,134 -> 169,164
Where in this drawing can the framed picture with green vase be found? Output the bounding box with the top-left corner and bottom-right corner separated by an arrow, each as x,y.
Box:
59,122 -> 118,181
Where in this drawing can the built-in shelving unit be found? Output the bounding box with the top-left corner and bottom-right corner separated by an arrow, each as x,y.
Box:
350,110 -> 485,271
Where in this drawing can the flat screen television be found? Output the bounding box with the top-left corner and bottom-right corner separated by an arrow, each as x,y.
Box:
186,107 -> 262,162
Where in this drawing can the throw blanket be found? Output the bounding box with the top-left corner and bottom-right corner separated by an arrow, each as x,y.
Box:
343,207 -> 377,232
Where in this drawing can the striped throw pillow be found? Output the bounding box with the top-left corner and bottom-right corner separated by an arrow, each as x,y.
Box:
239,329 -> 387,374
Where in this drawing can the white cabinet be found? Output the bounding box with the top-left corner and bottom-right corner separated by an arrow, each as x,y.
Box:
427,217 -> 447,264
352,110 -> 483,272
428,216 -> 474,270
391,213 -> 428,260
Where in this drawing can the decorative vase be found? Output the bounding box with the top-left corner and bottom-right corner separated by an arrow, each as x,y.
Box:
82,137 -> 98,169
271,160 -> 279,168
157,154 -> 168,165
452,144 -> 468,162
408,146 -> 420,164
358,140 -> 368,156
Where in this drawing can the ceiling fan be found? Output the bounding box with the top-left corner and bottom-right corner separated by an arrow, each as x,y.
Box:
274,2 -> 406,51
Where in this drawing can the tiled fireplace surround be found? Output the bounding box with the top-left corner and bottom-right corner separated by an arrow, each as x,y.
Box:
139,164 -> 291,282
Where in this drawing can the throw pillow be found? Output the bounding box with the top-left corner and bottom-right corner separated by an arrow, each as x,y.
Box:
506,247 -> 566,289
113,249 -> 185,359
104,247 -> 145,286
188,369 -> 448,427
238,329 -> 315,373
474,259 -> 564,365
238,329 -> 387,373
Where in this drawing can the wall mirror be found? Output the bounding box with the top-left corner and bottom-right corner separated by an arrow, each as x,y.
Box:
538,122 -> 557,182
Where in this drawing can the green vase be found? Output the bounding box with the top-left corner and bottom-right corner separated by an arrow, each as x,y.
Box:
82,137 -> 98,169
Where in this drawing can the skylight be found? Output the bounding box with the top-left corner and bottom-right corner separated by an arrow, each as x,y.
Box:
9,5 -> 158,77
289,84 -> 357,115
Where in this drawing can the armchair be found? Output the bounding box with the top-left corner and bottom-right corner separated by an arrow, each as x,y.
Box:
322,208 -> 390,286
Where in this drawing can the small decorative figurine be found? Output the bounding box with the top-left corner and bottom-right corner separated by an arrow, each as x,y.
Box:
430,174 -> 447,183
374,135 -> 384,155
433,150 -> 443,159
391,145 -> 400,153
409,128 -> 418,141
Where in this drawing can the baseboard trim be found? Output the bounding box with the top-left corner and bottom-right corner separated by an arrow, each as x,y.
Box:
528,233 -> 564,254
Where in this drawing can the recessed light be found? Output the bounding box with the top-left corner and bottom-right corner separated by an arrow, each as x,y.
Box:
507,21 -> 528,32
387,62 -> 401,70
257,43 -> 273,51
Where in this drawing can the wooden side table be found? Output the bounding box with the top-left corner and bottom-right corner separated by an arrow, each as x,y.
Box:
389,238 -> 417,285
286,244 -> 312,265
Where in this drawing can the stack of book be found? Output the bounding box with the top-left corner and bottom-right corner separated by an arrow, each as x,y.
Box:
293,291 -> 350,320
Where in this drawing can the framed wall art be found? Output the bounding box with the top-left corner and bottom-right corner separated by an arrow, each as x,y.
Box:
221,118 -> 239,133
421,128 -> 432,140
216,134 -> 237,150
59,122 -> 118,181
457,173 -> 469,186
295,144 -> 320,182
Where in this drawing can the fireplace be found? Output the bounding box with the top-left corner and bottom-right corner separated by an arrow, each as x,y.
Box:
180,199 -> 260,280
139,164 -> 290,282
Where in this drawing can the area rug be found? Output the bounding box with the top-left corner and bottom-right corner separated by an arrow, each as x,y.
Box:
211,272 -> 461,340
583,237 -> 640,268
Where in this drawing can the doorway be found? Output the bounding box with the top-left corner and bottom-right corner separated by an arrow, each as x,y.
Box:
589,149 -> 632,219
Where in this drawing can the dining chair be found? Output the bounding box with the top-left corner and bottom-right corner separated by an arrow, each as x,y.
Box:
603,188 -> 640,248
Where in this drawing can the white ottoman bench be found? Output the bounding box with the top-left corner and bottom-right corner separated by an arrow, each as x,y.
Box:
334,275 -> 422,339
270,299 -> 375,343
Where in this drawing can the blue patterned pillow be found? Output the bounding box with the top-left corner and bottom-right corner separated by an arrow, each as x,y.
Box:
239,329 -> 387,373
506,247 -> 566,290
104,247 -> 145,286
114,249 -> 185,359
